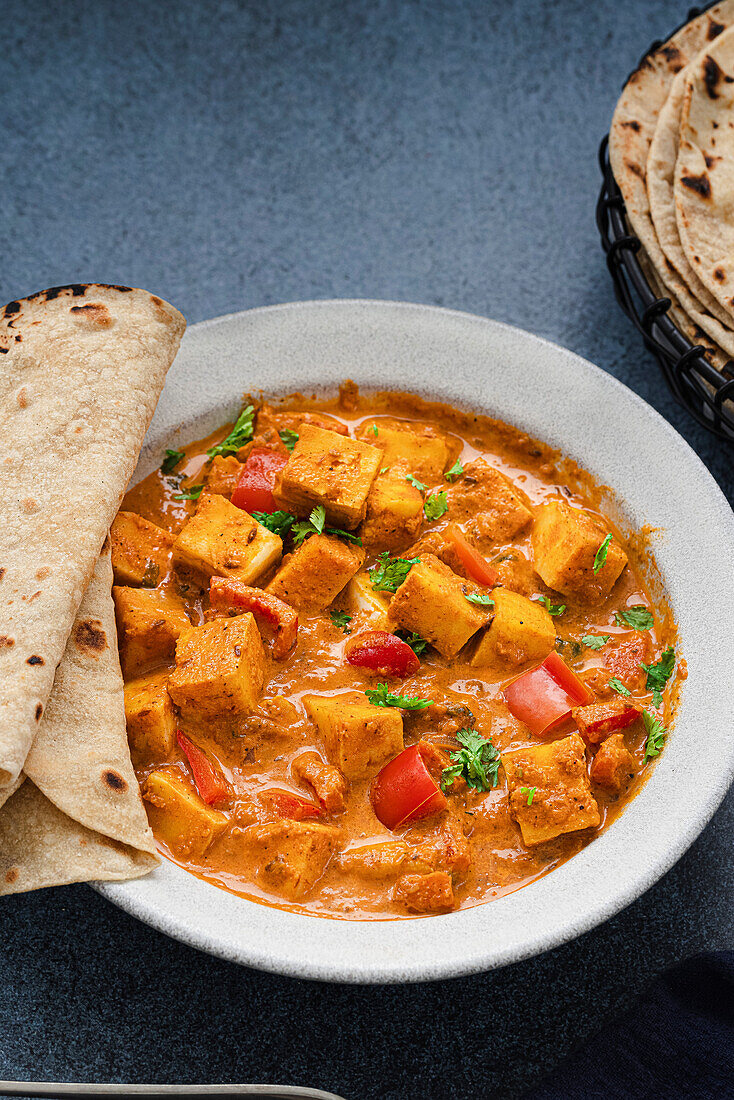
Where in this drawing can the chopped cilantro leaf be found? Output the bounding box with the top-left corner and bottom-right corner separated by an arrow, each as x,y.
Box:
614,605 -> 654,631
365,683 -> 433,710
465,592 -> 494,607
251,510 -> 295,537
423,490 -> 448,522
380,466 -> 390,474
206,405 -> 255,459
444,458 -> 464,482
278,428 -> 299,452
641,647 -> 675,707
608,677 -> 631,697
172,483 -> 204,502
291,505 -> 327,546
642,709 -> 667,761
330,610 -> 352,633
398,631 -> 428,656
369,552 -> 420,593
161,448 -> 185,474
406,473 -> 427,492
440,728 -> 500,793
520,785 -> 537,806
370,423 -> 378,436
593,533 -> 613,575
534,595 -> 566,616
325,527 -> 363,544
582,634 -> 610,650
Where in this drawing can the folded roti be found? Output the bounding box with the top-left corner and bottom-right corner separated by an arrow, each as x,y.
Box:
0,548 -> 159,894
0,284 -> 185,788
675,25 -> 734,317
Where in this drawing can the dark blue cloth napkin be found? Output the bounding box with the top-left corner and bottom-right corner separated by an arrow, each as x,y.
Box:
527,952 -> 734,1098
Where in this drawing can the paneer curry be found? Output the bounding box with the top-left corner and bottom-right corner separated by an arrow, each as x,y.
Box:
113,385 -> 678,919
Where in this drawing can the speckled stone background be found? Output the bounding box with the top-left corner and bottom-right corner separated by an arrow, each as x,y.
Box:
1,1 -> 732,1097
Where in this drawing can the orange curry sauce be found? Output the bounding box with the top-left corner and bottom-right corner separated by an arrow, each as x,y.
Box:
117,386 -> 677,920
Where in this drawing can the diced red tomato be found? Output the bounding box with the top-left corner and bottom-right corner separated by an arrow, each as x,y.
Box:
445,524 -> 498,587
571,698 -> 640,744
230,447 -> 288,514
345,631 -> 420,677
503,652 -> 594,737
260,789 -> 323,821
209,577 -> 298,659
371,744 -> 448,830
176,731 -> 230,806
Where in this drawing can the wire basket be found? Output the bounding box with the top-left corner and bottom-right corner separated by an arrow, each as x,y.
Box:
596,3 -> 734,442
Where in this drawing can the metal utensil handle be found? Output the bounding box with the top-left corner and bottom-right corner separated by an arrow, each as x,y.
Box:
0,1085 -> 348,1100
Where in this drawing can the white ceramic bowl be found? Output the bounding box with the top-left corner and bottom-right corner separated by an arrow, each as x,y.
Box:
97,300 -> 734,983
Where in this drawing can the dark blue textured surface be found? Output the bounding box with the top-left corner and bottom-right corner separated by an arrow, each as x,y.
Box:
2,1 -> 732,1097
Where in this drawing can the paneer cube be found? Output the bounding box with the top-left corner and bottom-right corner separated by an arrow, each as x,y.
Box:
113,585 -> 191,677
532,501 -> 628,602
142,766 -> 228,859
394,871 -> 455,912
303,693 -> 404,779
360,471 -> 424,553
172,491 -> 282,584
343,570 -> 391,629
110,511 -> 174,588
124,670 -> 176,766
387,554 -> 490,657
590,734 -> 636,792
204,455 -> 242,499
355,419 -> 456,484
243,820 -> 341,899
471,589 -> 555,667
505,732 -> 600,846
273,424 -> 382,529
167,613 -> 265,722
266,534 -> 365,611
447,459 -> 534,544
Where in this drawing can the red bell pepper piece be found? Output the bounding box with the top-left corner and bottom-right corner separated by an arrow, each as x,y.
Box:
209,577 -> 298,659
571,698 -> 640,744
371,744 -> 448,830
230,447 -> 288,514
503,652 -> 594,737
445,524 -> 498,587
260,789 -> 323,821
176,730 -> 230,806
345,631 -> 420,677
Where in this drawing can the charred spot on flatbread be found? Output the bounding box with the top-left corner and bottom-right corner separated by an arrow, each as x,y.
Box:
703,55 -> 726,98
35,703 -> 43,721
714,267 -> 727,281
0,635 -> 15,649
680,172 -> 712,199
74,619 -> 108,654
26,655 -> 44,666
708,19 -> 725,41
102,769 -> 128,793
4,868 -> 19,885
620,120 -> 641,132
625,159 -> 645,180
70,303 -> 113,327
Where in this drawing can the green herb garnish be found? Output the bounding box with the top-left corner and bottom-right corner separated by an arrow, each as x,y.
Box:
330,610 -> 352,633
642,709 -> 667,761
369,552 -> 420,593
291,505 -> 327,547
641,647 -> 675,707
370,423 -> 379,437
444,459 -> 464,482
593,533 -> 613,575
614,606 -> 654,631
173,483 -> 204,502
251,510 -> 295,537
326,527 -> 363,544
161,448 -> 185,474
380,466 -> 390,474
406,473 -> 427,492
534,595 -> 566,616
398,631 -> 428,656
519,785 -> 537,806
582,634 -> 610,650
423,490 -> 448,522
206,405 -> 255,460
465,592 -> 494,607
608,677 -> 631,697
440,728 -> 500,793
365,683 -> 433,710
278,428 -> 299,452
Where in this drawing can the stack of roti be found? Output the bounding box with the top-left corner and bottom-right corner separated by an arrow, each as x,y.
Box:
610,1 -> 734,379
0,284 -> 185,894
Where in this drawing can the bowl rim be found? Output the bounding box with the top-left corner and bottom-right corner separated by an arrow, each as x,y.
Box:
97,298 -> 734,983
